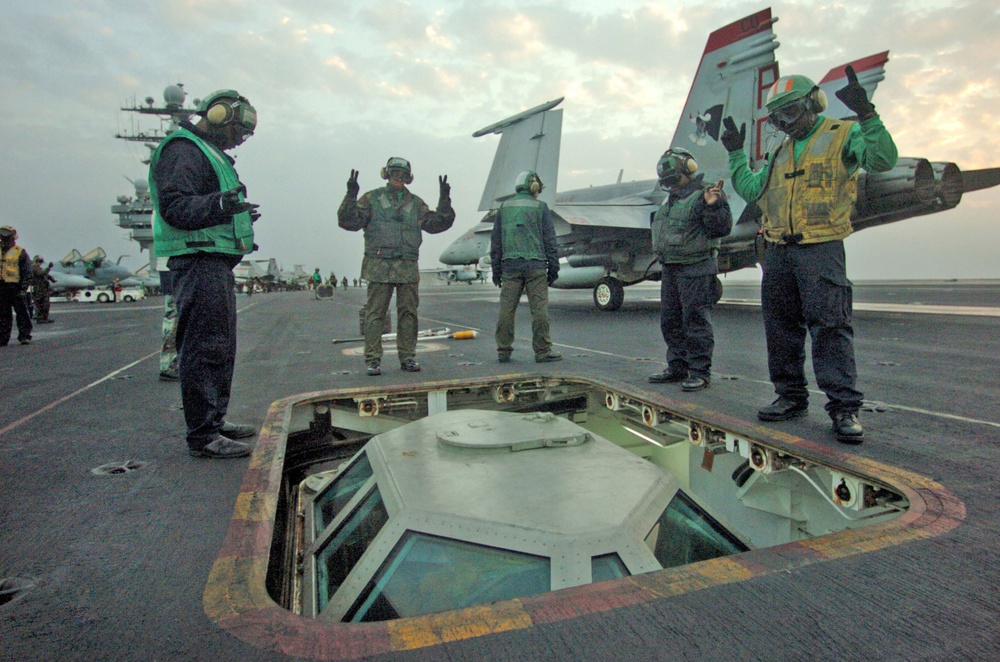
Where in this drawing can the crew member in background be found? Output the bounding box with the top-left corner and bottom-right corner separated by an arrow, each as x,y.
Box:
31,255 -> 57,324
0,226 -> 33,346
149,89 -> 262,459
158,269 -> 178,381
491,171 -> 561,364
647,149 -> 732,391
338,157 -> 455,376
721,66 -> 897,444
311,268 -> 322,289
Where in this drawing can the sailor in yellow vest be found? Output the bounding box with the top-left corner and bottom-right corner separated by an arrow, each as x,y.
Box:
149,89 -> 262,459
722,66 -> 897,444
0,225 -> 33,346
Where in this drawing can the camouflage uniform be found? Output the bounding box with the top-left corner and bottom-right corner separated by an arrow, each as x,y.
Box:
30,260 -> 56,323
338,184 -> 454,365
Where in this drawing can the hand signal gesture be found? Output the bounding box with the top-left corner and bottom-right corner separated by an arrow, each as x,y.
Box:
704,179 -> 725,205
346,169 -> 361,197
835,65 -> 876,121
439,175 -> 450,198
721,117 -> 746,153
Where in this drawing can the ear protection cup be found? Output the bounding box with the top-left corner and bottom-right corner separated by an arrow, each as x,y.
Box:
662,149 -> 698,175
809,87 -> 828,113
529,177 -> 541,194
206,101 -> 234,126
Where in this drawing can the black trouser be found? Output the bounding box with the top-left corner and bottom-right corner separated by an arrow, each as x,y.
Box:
760,240 -> 862,416
169,254 -> 238,450
0,285 -> 32,344
659,266 -> 716,379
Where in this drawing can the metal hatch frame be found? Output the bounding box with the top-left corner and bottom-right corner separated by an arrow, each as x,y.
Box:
204,373 -> 966,660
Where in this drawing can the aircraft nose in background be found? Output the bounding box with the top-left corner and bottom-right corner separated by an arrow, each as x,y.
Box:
439,234 -> 486,265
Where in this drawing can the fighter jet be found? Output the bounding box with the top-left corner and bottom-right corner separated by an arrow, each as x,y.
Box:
51,247 -> 133,290
439,7 -> 1000,311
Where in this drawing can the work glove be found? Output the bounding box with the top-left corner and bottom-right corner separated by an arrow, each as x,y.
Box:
220,185 -> 259,216
347,169 -> 360,198
492,272 -> 502,287
439,175 -> 450,199
721,117 -> 746,153
547,266 -> 559,286
835,65 -> 876,121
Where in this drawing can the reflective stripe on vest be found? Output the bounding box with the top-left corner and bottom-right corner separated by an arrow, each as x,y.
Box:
363,188 -> 422,261
760,117 -> 856,244
149,128 -> 254,258
651,187 -> 720,264
499,195 -> 546,262
1,246 -> 23,283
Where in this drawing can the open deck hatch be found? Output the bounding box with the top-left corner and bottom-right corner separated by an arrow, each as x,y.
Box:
264,376 -> 909,623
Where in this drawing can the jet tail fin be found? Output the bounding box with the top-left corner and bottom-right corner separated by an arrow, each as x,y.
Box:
472,97 -> 564,211
818,51 -> 890,120
668,8 -> 779,184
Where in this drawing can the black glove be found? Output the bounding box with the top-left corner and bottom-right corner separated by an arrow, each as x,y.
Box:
347,169 -> 360,198
250,210 -> 261,224
439,175 -> 450,199
492,272 -> 502,287
835,65 -> 876,121
547,267 -> 559,286
721,117 -> 746,153
220,185 -> 259,216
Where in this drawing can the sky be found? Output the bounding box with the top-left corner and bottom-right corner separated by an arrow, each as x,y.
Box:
1,0 -> 998,282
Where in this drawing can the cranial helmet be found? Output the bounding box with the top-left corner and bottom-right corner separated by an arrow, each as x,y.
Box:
0,225 -> 17,240
656,148 -> 698,187
514,171 -> 543,194
381,157 -> 413,184
765,75 -> 827,136
198,89 -> 257,134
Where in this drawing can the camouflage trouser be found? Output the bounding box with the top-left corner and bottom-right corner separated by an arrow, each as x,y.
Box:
495,268 -> 552,359
364,281 -> 418,364
160,294 -> 178,375
32,289 -> 51,321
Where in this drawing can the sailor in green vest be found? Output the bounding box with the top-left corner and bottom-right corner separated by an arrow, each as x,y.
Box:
722,66 -> 898,444
338,158 -> 455,376
647,149 -> 732,392
490,171 -> 562,364
0,225 -> 33,346
149,89 -> 262,459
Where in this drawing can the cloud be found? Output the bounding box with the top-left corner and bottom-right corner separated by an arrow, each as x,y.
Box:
0,0 -> 998,283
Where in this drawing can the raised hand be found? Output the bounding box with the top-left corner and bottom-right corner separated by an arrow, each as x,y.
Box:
347,169 -> 360,197
835,65 -> 876,121
439,175 -> 450,198
704,179 -> 725,205
721,117 -> 746,153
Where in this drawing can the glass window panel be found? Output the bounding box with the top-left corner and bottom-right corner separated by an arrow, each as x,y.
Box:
315,487 -> 388,612
645,491 -> 747,569
313,452 -> 373,538
591,553 -> 629,583
346,532 -> 551,622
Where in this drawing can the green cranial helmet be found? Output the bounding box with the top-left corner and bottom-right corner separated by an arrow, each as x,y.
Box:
198,89 -> 257,134
514,171 -> 543,194
656,148 -> 697,188
765,75 -> 817,112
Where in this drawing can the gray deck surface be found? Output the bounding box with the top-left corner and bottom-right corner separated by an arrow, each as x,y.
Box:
1,280 -> 998,660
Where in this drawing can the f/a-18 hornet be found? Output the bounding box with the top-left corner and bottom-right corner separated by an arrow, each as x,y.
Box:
439,7 -> 1000,310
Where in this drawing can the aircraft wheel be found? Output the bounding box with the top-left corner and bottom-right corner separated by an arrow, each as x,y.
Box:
123,295 -> 134,302
593,277 -> 624,312
97,292 -> 110,303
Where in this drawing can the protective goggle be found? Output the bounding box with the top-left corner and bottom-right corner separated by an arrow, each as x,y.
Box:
767,97 -> 810,132
233,101 -> 257,135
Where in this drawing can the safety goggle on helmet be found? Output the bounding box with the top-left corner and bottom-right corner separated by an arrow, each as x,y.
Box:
199,89 -> 257,135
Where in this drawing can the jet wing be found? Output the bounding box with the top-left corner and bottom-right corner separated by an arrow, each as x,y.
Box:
473,98 -> 564,211
818,52 -> 889,120
555,197 -> 658,230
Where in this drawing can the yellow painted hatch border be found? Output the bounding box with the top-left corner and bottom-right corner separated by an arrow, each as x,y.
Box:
204,373 -> 965,660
